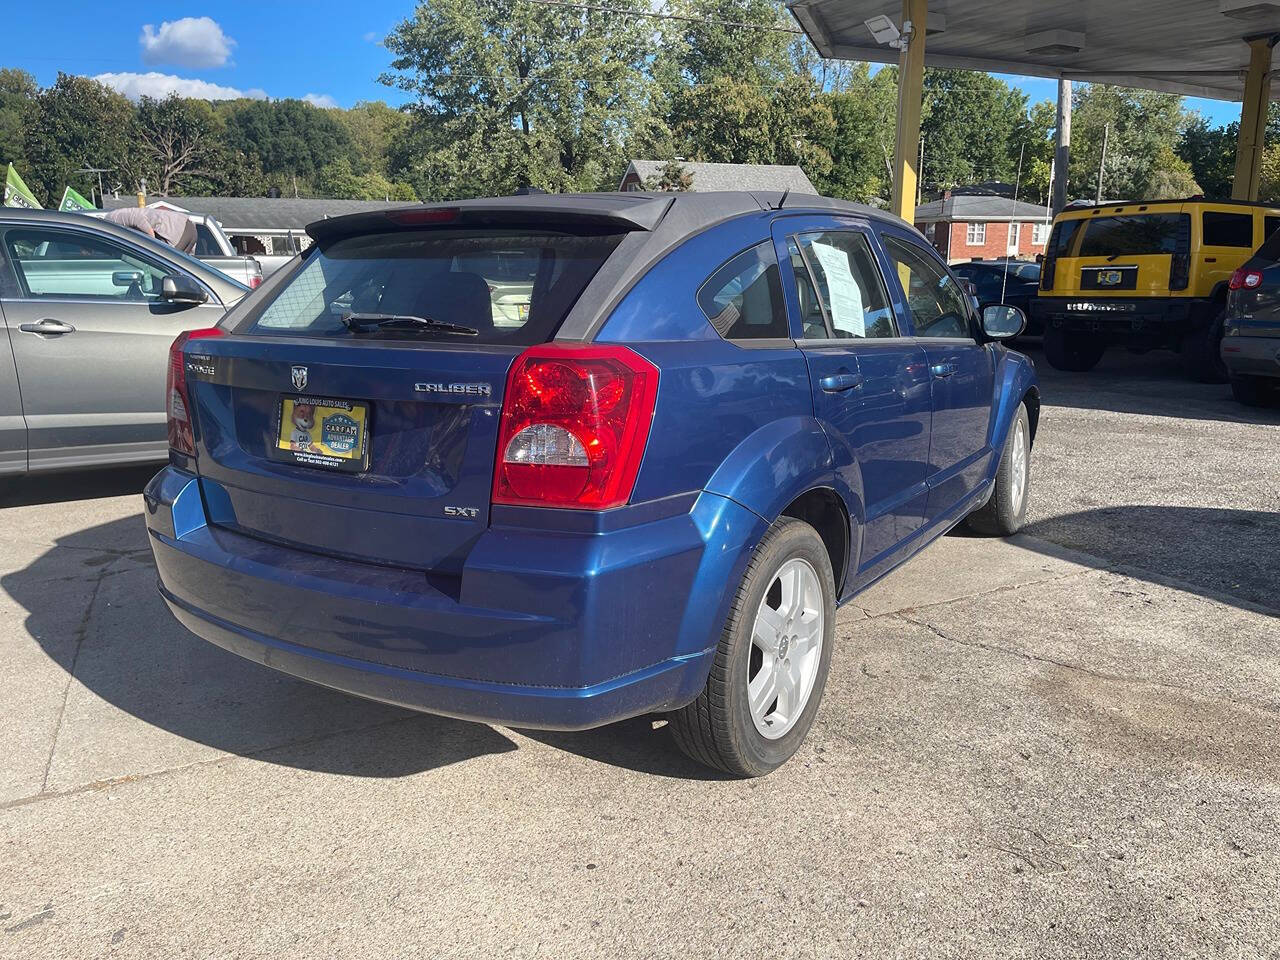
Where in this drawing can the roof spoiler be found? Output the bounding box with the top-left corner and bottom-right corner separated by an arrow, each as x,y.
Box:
307,194 -> 676,243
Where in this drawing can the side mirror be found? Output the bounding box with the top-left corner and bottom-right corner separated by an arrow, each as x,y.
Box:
161,274 -> 209,305
981,303 -> 1026,340
113,270 -> 144,288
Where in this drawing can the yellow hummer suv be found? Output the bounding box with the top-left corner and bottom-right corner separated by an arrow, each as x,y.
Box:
1031,198 -> 1280,380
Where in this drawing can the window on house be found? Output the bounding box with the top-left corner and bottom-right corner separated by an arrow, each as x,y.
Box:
1032,222 -> 1050,245
1008,223 -> 1020,247
965,222 -> 986,245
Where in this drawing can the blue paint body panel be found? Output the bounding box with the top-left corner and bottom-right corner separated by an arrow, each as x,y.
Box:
145,202 -> 1039,730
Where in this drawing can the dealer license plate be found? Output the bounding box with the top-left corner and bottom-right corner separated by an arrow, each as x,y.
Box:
272,395 -> 370,473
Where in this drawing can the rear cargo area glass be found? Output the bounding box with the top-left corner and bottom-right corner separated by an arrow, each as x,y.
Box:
1077,214 -> 1186,258
237,229 -> 625,345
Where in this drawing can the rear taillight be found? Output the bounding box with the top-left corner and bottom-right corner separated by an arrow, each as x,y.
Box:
167,327 -> 224,456
492,344 -> 659,509
249,274 -> 263,289
1229,268 -> 1264,290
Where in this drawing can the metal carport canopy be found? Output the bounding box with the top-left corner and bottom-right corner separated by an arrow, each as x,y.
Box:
787,0 -> 1280,102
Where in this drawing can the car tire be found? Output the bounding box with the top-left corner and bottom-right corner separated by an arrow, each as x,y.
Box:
1230,375 -> 1275,407
1180,308 -> 1229,383
966,403 -> 1031,537
668,517 -> 835,778
1043,327 -> 1104,372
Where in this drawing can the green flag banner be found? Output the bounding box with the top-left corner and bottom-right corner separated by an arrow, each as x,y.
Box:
3,164 -> 41,209
58,185 -> 94,212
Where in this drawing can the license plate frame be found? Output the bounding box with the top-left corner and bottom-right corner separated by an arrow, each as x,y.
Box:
269,394 -> 371,474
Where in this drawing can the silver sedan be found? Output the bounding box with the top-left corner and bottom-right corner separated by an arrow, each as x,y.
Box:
0,208 -> 248,475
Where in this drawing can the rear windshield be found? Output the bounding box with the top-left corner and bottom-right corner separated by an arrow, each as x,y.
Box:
238,229 -> 625,344
1076,214 -> 1186,258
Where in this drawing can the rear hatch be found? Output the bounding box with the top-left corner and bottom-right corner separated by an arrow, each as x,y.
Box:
1042,206 -> 1191,297
184,216 -> 631,574
1228,229 -> 1280,339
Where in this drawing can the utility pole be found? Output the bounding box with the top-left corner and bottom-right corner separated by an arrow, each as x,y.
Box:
1052,78 -> 1071,214
1095,123 -> 1110,205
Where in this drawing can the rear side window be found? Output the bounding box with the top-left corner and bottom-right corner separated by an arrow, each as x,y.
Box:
1077,214 -> 1186,257
697,242 -> 789,340
240,229 -> 625,344
1257,224 -> 1280,261
1202,212 -> 1253,248
1265,216 -> 1280,246
789,231 -> 896,339
194,224 -> 221,256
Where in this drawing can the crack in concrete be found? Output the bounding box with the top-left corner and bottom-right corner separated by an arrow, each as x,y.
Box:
855,566 -> 1097,622
38,555 -> 121,794
3,713 -> 425,814
897,612 -> 1280,718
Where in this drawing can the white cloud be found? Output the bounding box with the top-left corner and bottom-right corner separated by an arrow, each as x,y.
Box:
140,17 -> 235,69
362,31 -> 379,43
94,72 -> 267,101
302,93 -> 339,109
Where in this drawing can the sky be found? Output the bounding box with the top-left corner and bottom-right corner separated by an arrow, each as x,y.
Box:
0,2 -> 1244,127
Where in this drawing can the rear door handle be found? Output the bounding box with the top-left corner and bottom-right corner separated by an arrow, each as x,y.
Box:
819,373 -> 863,393
19,319 -> 76,336
931,362 -> 958,379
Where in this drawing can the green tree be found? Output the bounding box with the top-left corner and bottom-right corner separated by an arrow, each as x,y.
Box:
812,63 -> 898,202
221,99 -> 356,180
667,74 -> 834,178
1178,116 -> 1237,199
136,94 -> 222,195
381,0 -> 657,198
0,68 -> 37,170
336,100 -> 411,178
22,73 -> 141,204
662,0 -> 796,87
1069,84 -> 1198,201
642,159 -> 695,191
919,69 -> 1031,190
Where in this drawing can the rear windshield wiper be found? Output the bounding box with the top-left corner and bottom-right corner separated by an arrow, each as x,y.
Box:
340,312 -> 478,337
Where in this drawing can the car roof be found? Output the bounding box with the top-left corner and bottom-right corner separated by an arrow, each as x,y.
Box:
0,206 -> 247,300
304,191 -> 907,341
1056,198 -> 1280,222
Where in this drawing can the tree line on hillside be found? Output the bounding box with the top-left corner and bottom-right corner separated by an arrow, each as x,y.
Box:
2,0 -> 1277,207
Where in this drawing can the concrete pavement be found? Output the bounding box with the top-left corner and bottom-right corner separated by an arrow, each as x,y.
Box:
1,346 -> 1278,958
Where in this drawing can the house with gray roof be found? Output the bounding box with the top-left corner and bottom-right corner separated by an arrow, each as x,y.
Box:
913,192 -> 1052,263
618,161 -> 817,195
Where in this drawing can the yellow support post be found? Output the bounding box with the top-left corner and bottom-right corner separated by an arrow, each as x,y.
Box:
1232,35 -> 1276,202
891,0 -> 928,223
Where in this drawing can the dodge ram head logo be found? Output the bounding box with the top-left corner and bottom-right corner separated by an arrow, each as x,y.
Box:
291,365 -> 308,390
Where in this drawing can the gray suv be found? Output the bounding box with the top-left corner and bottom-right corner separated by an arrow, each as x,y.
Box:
0,209 -> 247,476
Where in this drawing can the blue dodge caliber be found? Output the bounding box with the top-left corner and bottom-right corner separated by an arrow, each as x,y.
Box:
145,192 -> 1039,777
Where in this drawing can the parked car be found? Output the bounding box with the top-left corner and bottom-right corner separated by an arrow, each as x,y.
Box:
951,259 -> 1042,334
0,208 -> 248,477
1031,197 -> 1280,379
143,192 -> 1039,777
1222,230 -> 1280,406
188,213 -> 291,279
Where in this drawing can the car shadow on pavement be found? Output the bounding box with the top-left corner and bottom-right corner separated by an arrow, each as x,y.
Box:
0,464 -> 164,508
3,513 -> 518,779
522,717 -> 737,782
1015,505 -> 1279,615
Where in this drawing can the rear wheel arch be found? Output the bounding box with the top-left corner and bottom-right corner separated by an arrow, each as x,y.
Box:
779,487 -> 850,595
1022,387 -> 1041,445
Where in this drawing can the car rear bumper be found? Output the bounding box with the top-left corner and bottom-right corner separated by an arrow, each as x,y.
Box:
144,467 -> 764,730
1031,296 -> 1197,339
1221,335 -> 1280,379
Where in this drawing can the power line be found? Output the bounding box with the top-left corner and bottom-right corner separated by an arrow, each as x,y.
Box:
524,0 -> 804,34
